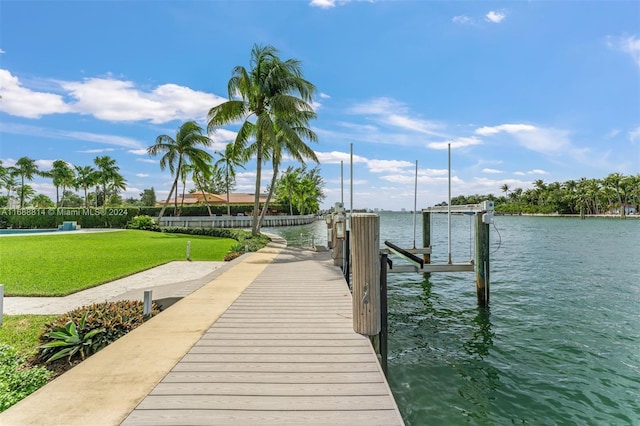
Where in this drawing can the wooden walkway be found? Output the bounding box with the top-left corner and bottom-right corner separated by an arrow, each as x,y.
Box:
122,248 -> 404,425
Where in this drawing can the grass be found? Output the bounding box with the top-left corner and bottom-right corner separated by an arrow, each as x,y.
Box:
0,230 -> 237,296
0,315 -> 57,357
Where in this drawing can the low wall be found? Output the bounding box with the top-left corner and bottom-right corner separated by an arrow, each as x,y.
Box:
158,214 -> 317,228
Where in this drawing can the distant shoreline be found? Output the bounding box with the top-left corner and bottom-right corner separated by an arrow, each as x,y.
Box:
496,213 -> 640,219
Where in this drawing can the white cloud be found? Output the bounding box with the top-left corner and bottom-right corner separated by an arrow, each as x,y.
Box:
61,78 -> 226,124
77,148 -> 115,154
136,173 -> 149,178
607,35 -> 640,67
629,125 -> 640,141
482,168 -> 503,174
453,15 -> 471,24
0,70 -> 226,124
348,97 -> 446,137
0,69 -> 71,118
1,122 -> 144,149
529,169 -> 548,175
314,150 -> 368,164
35,159 -> 55,170
514,171 -> 526,176
319,92 -> 331,99
0,49 -> 5,54
485,11 -> 506,23
475,124 -> 536,136
427,136 -> 482,150
128,149 -> 149,155
367,159 -> 414,173
136,158 -> 157,164
310,0 -> 355,8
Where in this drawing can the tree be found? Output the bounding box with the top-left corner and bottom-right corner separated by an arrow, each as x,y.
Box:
140,188 -> 157,206
17,184 -> 35,205
276,166 -> 301,215
14,157 -> 40,208
31,194 -> 55,208
0,162 -> 18,202
207,44 -> 316,235
257,107 -> 319,228
74,165 -> 98,208
275,166 -> 325,215
148,121 -> 213,219
107,174 -> 127,205
213,143 -> 245,216
49,160 -> 76,207
93,156 -> 122,207
60,191 -> 84,207
500,183 -> 510,199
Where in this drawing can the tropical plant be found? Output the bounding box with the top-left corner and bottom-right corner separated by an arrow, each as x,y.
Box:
127,215 -> 160,231
0,344 -> 52,411
213,143 -> 245,216
148,121 -> 213,219
30,194 -> 55,208
74,165 -> 98,207
207,44 -> 316,235
94,156 -> 123,207
38,312 -> 105,363
13,157 -> 41,208
48,160 -> 75,207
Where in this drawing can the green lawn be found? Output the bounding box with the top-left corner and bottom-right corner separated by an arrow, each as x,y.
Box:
0,230 -> 237,296
0,315 -> 57,357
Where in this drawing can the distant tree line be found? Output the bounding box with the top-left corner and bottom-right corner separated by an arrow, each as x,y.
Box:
448,173 -> 640,218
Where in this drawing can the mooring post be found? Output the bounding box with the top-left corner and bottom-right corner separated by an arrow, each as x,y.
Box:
351,213 -> 381,336
422,211 -> 431,264
475,212 -> 490,306
379,253 -> 388,376
343,229 -> 351,282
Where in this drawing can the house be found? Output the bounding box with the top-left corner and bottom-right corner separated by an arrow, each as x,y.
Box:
156,193 -> 268,207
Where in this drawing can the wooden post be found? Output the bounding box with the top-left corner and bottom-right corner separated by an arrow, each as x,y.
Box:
351,213 -> 380,335
475,212 -> 490,306
422,211 -> 431,264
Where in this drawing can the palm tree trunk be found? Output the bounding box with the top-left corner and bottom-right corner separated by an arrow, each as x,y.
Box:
226,169 -> 231,216
158,178 -> 178,221
179,179 -> 186,217
194,173 -> 213,217
252,147 -> 263,236
258,163 -> 279,228
84,186 -> 88,208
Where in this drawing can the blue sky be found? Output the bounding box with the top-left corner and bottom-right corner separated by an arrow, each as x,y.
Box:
1,0 -> 638,211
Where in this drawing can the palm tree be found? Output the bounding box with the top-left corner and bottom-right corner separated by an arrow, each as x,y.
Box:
74,165 -> 98,207
178,163 -> 194,216
49,160 -> 76,207
604,173 -> 626,218
207,44 -> 316,235
257,109 -> 319,229
14,157 -> 40,208
213,143 -> 245,216
191,164 -> 214,217
148,121 -> 213,219
277,166 -> 300,215
107,173 -> 127,205
93,156 -> 120,207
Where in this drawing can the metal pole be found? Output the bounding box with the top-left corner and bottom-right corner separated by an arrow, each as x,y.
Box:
341,160 -> 344,206
350,143 -> 353,216
413,160 -> 418,249
448,143 -> 452,264
143,290 -> 152,316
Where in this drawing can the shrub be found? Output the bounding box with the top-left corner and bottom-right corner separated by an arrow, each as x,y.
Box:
161,227 -> 270,255
0,344 -> 52,412
38,300 -> 160,364
39,312 -> 105,363
127,215 -> 160,231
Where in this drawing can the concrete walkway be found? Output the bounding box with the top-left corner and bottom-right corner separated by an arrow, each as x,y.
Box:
3,261 -> 227,315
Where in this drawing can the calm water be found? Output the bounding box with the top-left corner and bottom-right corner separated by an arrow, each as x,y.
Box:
265,213 -> 640,425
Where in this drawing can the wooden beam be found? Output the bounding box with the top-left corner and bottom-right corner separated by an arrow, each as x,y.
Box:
388,263 -> 474,273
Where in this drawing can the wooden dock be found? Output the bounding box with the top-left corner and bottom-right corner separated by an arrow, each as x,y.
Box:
122,248 -> 404,425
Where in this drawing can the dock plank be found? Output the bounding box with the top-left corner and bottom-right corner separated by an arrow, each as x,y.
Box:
122,248 -> 404,425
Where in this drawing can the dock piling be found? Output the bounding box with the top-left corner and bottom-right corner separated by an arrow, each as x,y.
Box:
351,213 -> 381,336
422,211 -> 431,264
475,212 -> 490,306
